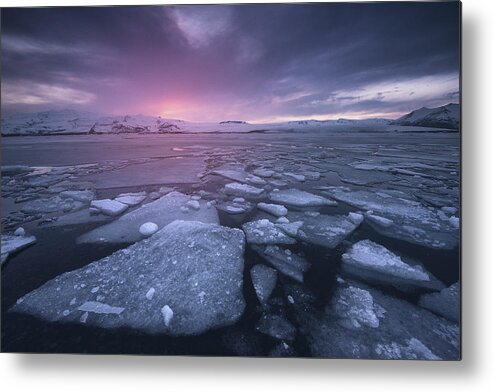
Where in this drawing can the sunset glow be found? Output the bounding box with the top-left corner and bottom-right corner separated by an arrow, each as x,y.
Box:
1,3 -> 460,122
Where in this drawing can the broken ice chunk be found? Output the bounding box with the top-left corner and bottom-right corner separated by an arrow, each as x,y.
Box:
161,305 -> 174,327
419,282 -> 460,322
14,227 -> 26,236
284,173 -> 306,182
145,287 -> 156,300
253,168 -> 275,178
90,199 -> 129,216
115,192 -> 146,206
78,192 -> 218,244
224,182 -> 264,198
1,234 -> 37,265
341,240 -> 444,293
12,220 -> 246,336
270,189 -> 336,207
288,212 -> 362,249
60,190 -> 95,203
251,244 -> 309,283
256,314 -> 296,341
330,286 -> 381,329
139,222 -> 159,237
242,219 -> 296,245
250,264 -> 277,304
186,199 -> 201,210
257,202 -> 288,217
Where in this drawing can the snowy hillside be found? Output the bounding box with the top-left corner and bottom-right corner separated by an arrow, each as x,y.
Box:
0,109 -> 185,135
392,103 -> 459,130
1,104 -> 459,135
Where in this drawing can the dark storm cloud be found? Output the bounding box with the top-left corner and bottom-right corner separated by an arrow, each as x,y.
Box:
1,2 -> 460,121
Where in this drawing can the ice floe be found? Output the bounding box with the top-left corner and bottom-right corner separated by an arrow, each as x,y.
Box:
324,187 -> 459,249
287,212 -> 363,249
242,219 -> 296,245
90,199 -> 129,216
251,244 -> 310,283
419,283 -> 460,322
270,189 -> 336,207
253,168 -> 275,178
284,282 -> 459,359
1,234 -> 37,265
224,182 -> 264,198
250,264 -> 277,304
257,202 -> 288,217
21,196 -> 84,214
12,220 -> 246,335
78,191 -> 219,244
256,314 -> 297,341
115,192 -> 146,206
341,240 -> 444,293
59,190 -> 95,203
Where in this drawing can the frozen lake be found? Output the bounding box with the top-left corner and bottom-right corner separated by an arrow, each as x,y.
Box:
1,130 -> 460,358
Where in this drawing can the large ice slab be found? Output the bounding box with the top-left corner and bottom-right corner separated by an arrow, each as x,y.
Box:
287,212 -> 363,249
419,283 -> 460,322
270,189 -> 336,207
12,220 -> 246,336
285,282 -> 459,359
78,191 -> 219,244
323,187 -> 459,249
341,240 -> 444,293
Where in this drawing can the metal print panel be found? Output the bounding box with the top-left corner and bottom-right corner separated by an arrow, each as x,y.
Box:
0,1 -> 461,359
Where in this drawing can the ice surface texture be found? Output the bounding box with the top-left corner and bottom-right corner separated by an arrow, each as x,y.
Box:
419,283 -> 460,322
324,188 -> 459,249
1,234 -> 37,264
12,220 -> 246,336
285,282 -> 459,359
78,191 -> 219,244
341,240 -> 444,293
270,189 -> 336,207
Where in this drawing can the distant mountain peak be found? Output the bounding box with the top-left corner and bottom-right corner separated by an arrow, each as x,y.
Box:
393,103 -> 459,130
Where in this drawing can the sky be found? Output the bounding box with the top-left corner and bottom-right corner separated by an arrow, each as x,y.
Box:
1,2 -> 460,123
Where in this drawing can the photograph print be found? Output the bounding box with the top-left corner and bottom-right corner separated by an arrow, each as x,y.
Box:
0,1 -> 461,359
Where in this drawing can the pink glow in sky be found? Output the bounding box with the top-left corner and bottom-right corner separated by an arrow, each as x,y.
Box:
1,3 -> 460,122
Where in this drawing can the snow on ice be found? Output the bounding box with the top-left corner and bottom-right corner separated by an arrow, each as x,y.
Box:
12,220 -> 246,336
270,189 -> 336,207
78,191 -> 219,244
250,264 -> 278,304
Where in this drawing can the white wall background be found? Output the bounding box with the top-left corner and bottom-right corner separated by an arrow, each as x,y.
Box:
0,0 -> 491,390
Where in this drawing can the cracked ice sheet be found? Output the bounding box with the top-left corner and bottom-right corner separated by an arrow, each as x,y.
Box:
284,282 -> 459,360
80,156 -> 206,189
286,211 -> 363,249
78,191 -> 219,244
323,187 -> 459,249
12,220 -> 246,336
341,240 -> 445,293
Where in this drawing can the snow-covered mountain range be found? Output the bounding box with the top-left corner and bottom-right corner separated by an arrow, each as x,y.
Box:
1,104 -> 459,135
392,103 -> 459,129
